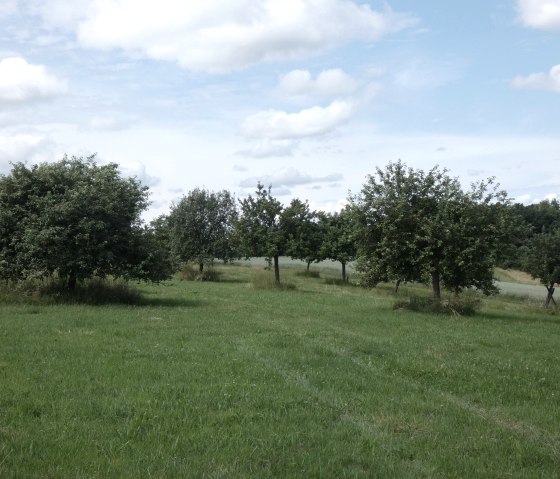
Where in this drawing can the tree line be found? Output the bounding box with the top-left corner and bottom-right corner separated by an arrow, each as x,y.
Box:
1,156 -> 559,306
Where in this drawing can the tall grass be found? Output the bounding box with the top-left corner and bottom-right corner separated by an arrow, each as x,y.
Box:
0,277 -> 144,305
249,269 -> 296,290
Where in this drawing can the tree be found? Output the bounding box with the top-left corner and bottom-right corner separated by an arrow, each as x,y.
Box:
0,155 -> 169,289
353,161 -> 509,300
167,188 -> 238,272
283,199 -> 322,271
524,231 -> 560,307
237,184 -> 285,283
513,199 -> 560,235
320,208 -> 357,281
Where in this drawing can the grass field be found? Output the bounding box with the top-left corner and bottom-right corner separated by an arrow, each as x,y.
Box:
1,264 -> 559,478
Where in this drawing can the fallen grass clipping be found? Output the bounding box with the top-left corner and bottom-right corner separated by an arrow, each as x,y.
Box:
0,264 -> 559,478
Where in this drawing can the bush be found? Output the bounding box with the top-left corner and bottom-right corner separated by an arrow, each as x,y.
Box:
393,293 -> 481,316
0,277 -> 143,305
295,270 -> 320,278
249,270 -> 296,290
179,264 -> 221,282
324,277 -> 353,287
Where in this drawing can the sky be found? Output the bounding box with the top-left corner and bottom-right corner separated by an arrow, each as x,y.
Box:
0,0 -> 559,220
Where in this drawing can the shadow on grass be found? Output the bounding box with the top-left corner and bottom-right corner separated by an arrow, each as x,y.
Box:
478,308 -> 559,324
323,277 -> 355,287
135,296 -> 203,308
0,279 -> 201,308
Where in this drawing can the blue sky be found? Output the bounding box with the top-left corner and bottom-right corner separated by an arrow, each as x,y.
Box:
0,0 -> 559,219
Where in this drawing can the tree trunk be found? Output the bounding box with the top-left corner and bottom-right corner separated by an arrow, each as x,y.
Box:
68,271 -> 77,291
545,284 -> 556,308
273,255 -> 280,283
431,271 -> 441,301
199,262 -> 204,273
306,261 -> 311,272
394,279 -> 401,293
341,262 -> 346,282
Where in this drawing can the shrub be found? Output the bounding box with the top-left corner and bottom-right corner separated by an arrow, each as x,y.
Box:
0,277 -> 143,305
324,277 -> 353,287
393,293 -> 481,316
249,270 -> 296,290
179,264 -> 221,282
295,270 -> 320,278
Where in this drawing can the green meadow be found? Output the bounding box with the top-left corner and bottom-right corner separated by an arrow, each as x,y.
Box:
0,263 -> 559,478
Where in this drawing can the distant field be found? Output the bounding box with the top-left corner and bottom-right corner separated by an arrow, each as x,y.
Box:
1,265 -> 559,478
233,257 -> 354,277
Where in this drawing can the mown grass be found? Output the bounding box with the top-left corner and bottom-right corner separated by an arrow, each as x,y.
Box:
0,265 -> 559,478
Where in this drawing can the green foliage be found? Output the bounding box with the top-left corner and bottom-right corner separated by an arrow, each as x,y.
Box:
168,188 -> 238,271
237,184 -> 283,258
320,207 -> 357,280
353,161 -> 510,299
237,183 -> 285,282
513,199 -> 560,235
283,198 -> 322,268
524,231 -> 560,306
525,231 -> 560,287
0,155 -> 169,289
237,190 -> 323,283
496,200 -> 559,269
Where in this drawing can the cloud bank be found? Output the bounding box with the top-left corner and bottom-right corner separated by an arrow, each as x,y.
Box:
518,0 -> 560,30
72,0 -> 415,72
512,64 -> 560,92
279,69 -> 358,97
239,167 -> 342,188
240,99 -> 355,140
0,57 -> 67,105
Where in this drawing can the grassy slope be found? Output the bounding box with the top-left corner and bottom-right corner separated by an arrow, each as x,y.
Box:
1,266 -> 559,478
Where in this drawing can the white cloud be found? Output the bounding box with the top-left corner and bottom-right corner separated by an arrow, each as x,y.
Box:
71,0 -> 415,73
0,57 -> 67,105
26,0 -> 92,30
120,161 -> 160,187
0,132 -> 53,173
0,0 -> 17,18
240,99 -> 355,140
512,64 -> 560,92
88,115 -> 129,131
239,167 -> 342,188
236,139 -> 297,158
279,69 -> 358,97
518,0 -> 560,30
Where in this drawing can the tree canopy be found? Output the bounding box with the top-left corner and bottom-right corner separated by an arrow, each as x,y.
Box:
167,188 -> 238,272
0,155 -> 169,289
237,184 -> 288,283
320,208 -> 357,281
524,231 -> 560,307
353,161 -> 510,299
282,198 -> 322,271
